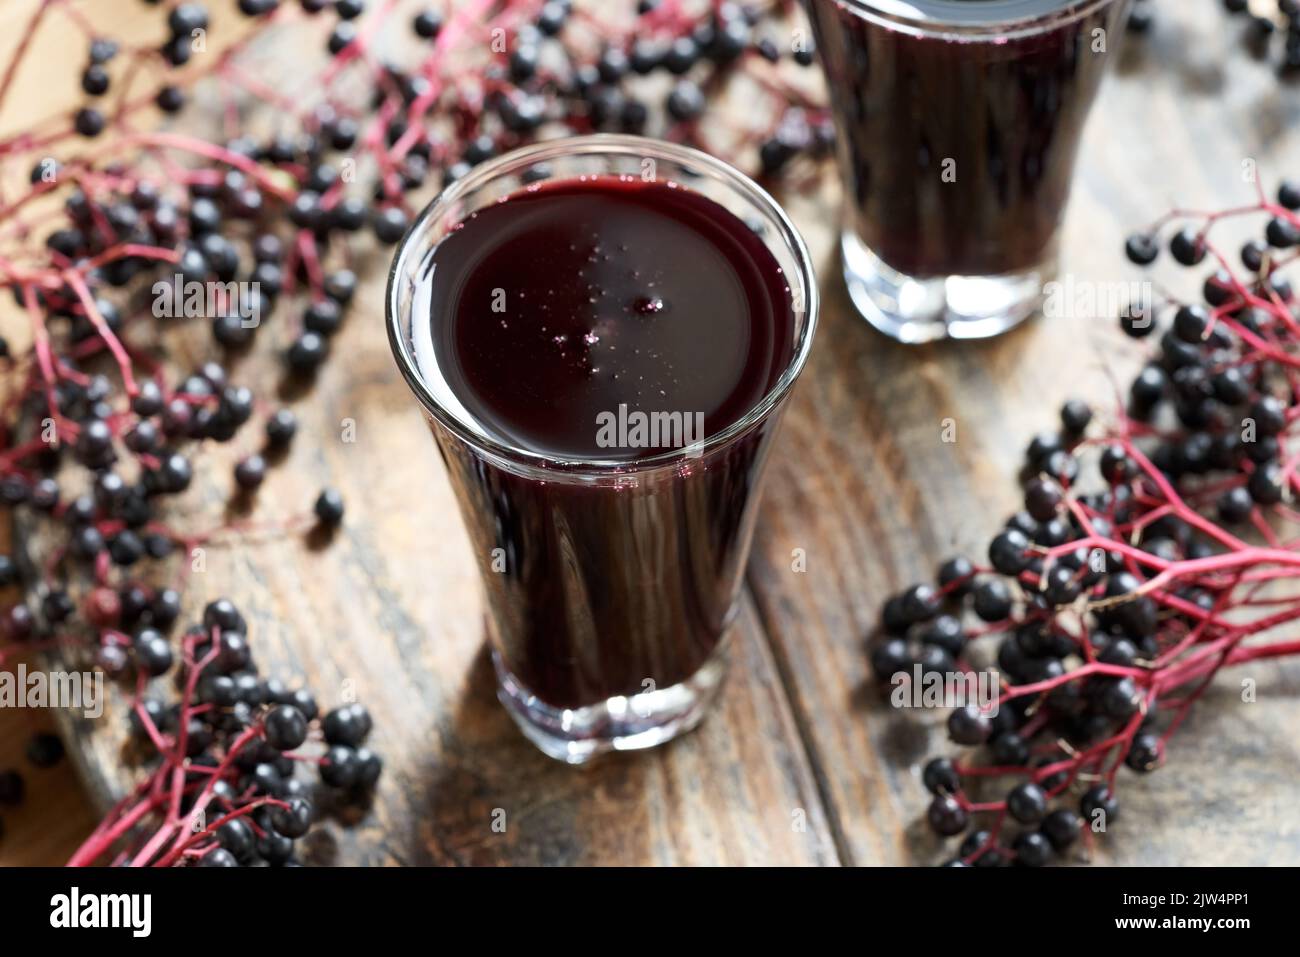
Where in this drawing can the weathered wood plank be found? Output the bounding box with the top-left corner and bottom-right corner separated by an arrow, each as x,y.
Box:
7,0 -> 1300,869
747,4 -> 1300,865
0,0 -> 836,866
14,251 -> 838,866
22,235 -> 838,867
0,677 -> 98,866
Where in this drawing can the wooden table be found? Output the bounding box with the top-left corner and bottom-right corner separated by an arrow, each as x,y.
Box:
4,1 -> 1299,866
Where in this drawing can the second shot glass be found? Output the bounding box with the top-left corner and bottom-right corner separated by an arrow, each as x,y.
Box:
804,0 -> 1132,342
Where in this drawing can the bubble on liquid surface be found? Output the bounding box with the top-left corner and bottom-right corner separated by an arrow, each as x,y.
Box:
632,295 -> 666,316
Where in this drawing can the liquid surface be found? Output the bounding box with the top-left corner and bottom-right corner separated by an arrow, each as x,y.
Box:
852,0 -> 1086,26
424,176 -> 795,462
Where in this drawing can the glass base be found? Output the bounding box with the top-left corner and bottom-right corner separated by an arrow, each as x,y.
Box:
493,638 -> 730,765
841,230 -> 1048,343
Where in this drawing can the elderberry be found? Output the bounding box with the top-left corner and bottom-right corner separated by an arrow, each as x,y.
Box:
234,455 -> 267,491
0,770 -> 24,806
922,757 -> 959,795
1125,232 -> 1159,265
322,703 -> 372,747
1080,786 -> 1119,825
1006,782 -> 1048,823
413,9 -> 442,38
972,579 -> 1013,622
926,794 -> 968,836
1012,831 -> 1052,867
988,529 -> 1031,575
314,488 -> 345,526
26,733 -> 64,768
947,705 -> 991,745
265,705 -> 309,751
1170,228 -> 1207,266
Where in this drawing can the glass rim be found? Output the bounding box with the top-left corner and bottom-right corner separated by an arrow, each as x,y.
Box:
835,0 -> 1118,37
386,133 -> 819,475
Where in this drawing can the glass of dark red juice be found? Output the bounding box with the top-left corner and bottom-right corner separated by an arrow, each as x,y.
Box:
803,0 -> 1130,342
387,136 -> 817,763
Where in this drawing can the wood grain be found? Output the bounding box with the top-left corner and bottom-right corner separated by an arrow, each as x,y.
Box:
4,0 -> 1300,867
2,0 -> 837,867
0,0 -> 147,870
0,655 -> 98,867
22,251 -> 839,864
747,4 -> 1300,865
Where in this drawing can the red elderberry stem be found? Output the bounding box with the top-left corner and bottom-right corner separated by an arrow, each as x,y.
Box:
61,268 -> 138,396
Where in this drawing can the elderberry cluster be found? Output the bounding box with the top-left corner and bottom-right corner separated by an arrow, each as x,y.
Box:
870,180 -> 1300,866
1131,0 -> 1300,75
1222,0 -> 1300,75
122,598 -> 381,867
0,337 -> 343,639
873,404 -> 1154,866
1120,180 -> 1300,515
394,0 -> 832,178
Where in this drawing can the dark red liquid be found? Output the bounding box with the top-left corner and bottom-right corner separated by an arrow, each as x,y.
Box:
428,177 -> 793,461
419,177 -> 797,709
805,0 -> 1128,277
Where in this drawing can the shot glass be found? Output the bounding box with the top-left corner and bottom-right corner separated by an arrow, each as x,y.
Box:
387,136 -> 818,763
803,0 -> 1132,342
